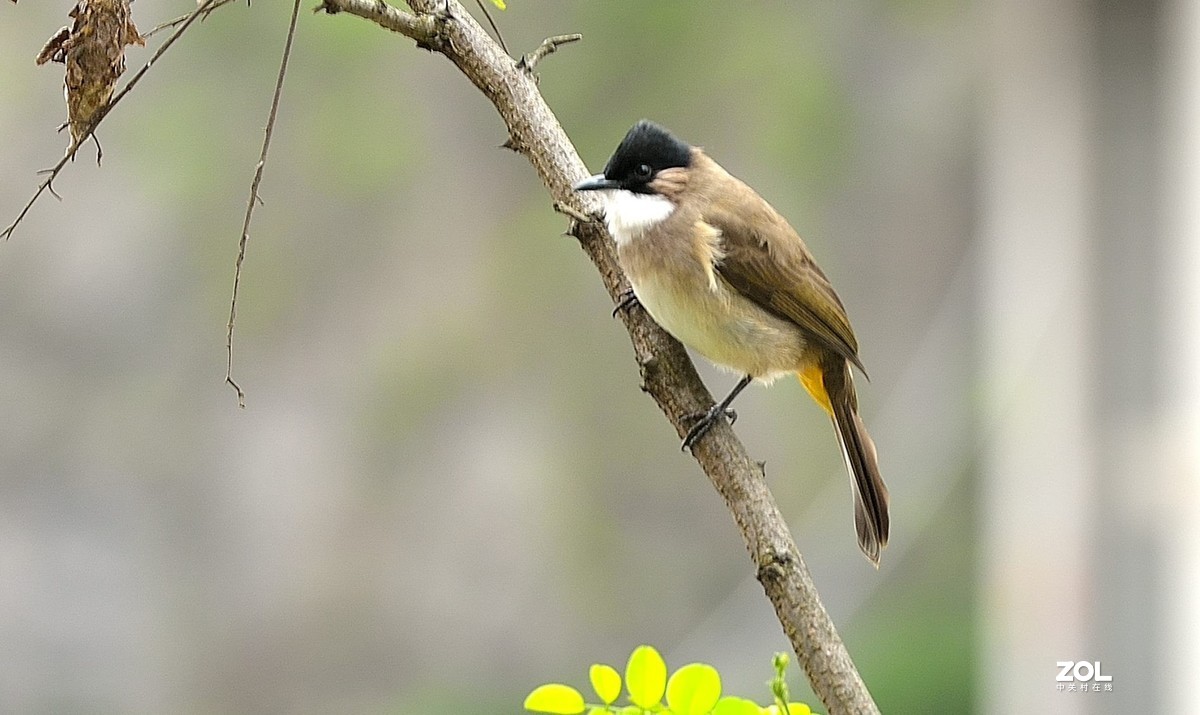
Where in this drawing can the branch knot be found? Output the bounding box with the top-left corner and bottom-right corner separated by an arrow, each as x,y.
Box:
755,547 -> 796,585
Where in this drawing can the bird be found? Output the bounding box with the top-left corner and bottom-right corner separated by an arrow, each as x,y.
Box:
573,120 -> 889,565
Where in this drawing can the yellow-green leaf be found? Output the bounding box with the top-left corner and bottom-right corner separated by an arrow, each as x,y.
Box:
625,645 -> 667,709
490,0 -> 506,8
524,684 -> 586,714
666,663 -> 721,715
589,663 -> 621,705
712,696 -> 763,715
761,705 -> 813,715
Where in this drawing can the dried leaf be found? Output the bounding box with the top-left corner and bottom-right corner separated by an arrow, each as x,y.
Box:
36,27 -> 71,66
38,0 -> 145,146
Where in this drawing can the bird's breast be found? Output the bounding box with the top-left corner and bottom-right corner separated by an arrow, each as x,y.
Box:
618,229 -> 807,381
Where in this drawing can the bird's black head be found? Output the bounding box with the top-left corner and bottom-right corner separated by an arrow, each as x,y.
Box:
574,120 -> 692,194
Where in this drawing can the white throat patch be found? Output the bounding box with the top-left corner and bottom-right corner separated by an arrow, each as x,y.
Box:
601,190 -> 675,246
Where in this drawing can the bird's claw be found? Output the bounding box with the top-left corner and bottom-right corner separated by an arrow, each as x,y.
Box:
681,405 -> 737,450
612,289 -> 639,317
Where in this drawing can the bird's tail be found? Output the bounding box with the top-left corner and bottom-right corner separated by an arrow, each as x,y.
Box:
798,361 -> 890,566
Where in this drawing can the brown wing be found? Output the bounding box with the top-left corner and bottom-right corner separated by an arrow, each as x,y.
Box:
705,197 -> 866,375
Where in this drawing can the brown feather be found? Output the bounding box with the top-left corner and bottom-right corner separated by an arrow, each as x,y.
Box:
688,152 -> 867,375
822,358 -> 889,565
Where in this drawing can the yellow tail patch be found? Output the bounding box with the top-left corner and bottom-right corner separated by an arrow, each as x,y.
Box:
798,365 -> 834,416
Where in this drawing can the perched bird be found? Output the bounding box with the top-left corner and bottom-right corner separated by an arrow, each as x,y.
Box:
573,120 -> 889,565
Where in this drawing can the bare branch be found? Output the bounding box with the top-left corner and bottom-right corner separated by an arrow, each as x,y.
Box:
517,33 -> 581,77
320,2 -> 881,712
313,0 -> 440,47
3,0 -> 235,241
225,0 -> 303,408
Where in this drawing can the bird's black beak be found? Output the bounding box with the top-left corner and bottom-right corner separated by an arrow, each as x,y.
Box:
572,174 -> 620,192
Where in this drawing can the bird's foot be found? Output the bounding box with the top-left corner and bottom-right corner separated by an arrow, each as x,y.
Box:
681,404 -> 737,451
612,289 -> 639,317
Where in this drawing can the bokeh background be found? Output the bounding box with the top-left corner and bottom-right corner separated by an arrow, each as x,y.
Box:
1,1 -> 1196,713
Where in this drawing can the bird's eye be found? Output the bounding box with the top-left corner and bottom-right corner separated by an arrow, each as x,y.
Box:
634,164 -> 653,180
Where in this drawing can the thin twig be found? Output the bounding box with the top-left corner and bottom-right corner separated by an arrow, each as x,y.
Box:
552,200 -> 591,223
2,0 -> 231,241
225,0 -> 303,408
141,0 -> 239,40
473,0 -> 507,56
516,33 -> 581,76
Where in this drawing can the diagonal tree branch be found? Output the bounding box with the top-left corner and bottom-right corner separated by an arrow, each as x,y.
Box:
316,2 -> 880,712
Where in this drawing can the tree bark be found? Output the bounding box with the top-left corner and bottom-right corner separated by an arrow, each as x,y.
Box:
314,1 -> 880,712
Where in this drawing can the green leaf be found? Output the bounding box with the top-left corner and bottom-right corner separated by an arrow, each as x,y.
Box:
712,696 -> 763,715
585,709 -> 609,715
590,664 -> 622,705
666,663 -> 721,715
524,684 -> 587,714
625,645 -> 667,709
490,0 -> 507,8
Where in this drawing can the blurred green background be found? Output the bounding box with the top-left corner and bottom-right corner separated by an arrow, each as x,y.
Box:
1,1 -> 1192,714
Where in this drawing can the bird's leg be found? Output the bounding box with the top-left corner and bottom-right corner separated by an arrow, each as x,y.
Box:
682,374 -> 753,450
612,288 -> 640,317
